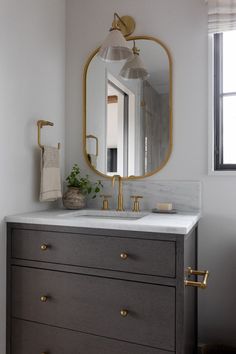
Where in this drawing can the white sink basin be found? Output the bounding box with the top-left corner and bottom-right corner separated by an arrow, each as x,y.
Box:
59,209 -> 148,221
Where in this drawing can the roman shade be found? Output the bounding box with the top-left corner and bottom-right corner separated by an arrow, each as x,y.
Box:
208,0 -> 236,33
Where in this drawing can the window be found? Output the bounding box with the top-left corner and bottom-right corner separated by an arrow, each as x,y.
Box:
214,30 -> 236,170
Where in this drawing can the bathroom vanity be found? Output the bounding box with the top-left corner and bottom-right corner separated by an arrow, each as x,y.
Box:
5,210 -> 203,354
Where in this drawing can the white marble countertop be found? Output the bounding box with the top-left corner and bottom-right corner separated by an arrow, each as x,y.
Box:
5,209 -> 201,235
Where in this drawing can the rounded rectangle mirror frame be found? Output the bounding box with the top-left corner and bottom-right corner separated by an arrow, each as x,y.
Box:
83,35 -> 173,180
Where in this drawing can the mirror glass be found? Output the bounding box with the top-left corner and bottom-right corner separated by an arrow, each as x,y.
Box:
84,36 -> 172,178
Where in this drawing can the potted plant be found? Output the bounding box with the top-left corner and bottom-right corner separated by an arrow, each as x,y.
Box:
63,164 -> 102,209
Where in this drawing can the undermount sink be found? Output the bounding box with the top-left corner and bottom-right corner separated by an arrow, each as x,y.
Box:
59,209 -> 148,221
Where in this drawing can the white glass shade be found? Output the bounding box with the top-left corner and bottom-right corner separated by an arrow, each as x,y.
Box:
98,29 -> 133,62
119,53 -> 149,80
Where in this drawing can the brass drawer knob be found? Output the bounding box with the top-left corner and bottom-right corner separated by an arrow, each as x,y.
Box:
40,296 -> 48,302
120,309 -> 128,317
120,252 -> 128,260
40,244 -> 48,251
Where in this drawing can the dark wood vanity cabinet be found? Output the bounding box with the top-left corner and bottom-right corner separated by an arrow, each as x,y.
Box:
6,223 -> 198,354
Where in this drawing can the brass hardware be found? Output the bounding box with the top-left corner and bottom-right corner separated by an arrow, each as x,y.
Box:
40,296 -> 48,302
112,175 -> 124,211
120,309 -> 128,317
40,244 -> 48,251
130,195 -> 143,212
112,13 -> 136,37
83,36 -> 173,180
37,120 -> 60,150
132,41 -> 140,55
184,267 -> 209,289
100,195 -> 112,210
120,252 -> 128,260
141,100 -> 146,107
108,95 -> 118,104
86,134 -> 98,157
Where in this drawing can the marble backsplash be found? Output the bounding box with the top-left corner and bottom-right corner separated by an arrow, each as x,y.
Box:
87,180 -> 201,213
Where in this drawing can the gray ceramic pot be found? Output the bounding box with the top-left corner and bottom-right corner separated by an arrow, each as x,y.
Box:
62,187 -> 86,210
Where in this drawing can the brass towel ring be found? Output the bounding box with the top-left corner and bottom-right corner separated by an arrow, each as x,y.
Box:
37,120 -> 60,150
86,134 -> 98,156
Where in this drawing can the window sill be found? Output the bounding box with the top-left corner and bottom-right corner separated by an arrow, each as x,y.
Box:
208,169 -> 236,176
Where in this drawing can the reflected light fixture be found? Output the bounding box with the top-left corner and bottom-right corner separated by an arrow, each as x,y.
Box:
119,41 -> 149,80
98,13 -> 135,62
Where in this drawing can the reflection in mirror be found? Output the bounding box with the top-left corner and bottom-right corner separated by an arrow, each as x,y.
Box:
85,37 -> 172,178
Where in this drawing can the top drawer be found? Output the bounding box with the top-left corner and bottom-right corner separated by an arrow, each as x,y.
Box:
11,228 -> 176,278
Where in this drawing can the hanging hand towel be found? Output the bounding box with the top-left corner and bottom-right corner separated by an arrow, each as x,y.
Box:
40,146 -> 62,202
90,154 -> 97,168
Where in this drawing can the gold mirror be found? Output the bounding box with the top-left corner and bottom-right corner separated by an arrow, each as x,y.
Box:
83,36 -> 172,179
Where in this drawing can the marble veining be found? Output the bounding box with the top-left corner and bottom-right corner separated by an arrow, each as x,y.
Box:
5,181 -> 201,235
5,209 -> 200,235
87,180 -> 201,213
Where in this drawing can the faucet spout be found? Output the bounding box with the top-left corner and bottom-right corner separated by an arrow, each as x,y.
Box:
112,175 -> 124,211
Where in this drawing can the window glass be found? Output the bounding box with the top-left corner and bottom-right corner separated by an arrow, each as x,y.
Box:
223,31 -> 236,93
214,31 -> 236,170
223,96 -> 236,164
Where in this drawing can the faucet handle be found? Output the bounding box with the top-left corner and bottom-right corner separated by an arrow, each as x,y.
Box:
100,195 -> 112,210
130,195 -> 143,212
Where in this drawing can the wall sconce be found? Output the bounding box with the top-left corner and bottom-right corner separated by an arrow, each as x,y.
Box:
98,13 -> 136,62
119,41 -> 149,80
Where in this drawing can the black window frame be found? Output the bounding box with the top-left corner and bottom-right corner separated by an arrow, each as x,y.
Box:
214,32 -> 236,170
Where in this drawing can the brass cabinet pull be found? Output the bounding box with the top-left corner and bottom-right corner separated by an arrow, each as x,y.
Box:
120,309 -> 128,317
40,296 -> 48,302
40,244 -> 48,251
184,267 -> 209,289
120,252 -> 128,260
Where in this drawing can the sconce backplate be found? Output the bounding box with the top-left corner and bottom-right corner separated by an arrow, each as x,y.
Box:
112,15 -> 136,37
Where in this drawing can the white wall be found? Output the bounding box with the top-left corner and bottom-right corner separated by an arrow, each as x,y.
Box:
66,0 -> 236,347
0,0 -> 66,352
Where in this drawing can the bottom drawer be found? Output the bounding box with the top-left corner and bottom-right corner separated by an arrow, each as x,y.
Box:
12,266 -> 175,350
11,319 -> 173,354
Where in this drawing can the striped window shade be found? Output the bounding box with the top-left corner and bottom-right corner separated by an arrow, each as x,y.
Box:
208,0 -> 236,33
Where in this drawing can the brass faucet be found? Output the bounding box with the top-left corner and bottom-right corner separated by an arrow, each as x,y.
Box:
112,175 -> 124,211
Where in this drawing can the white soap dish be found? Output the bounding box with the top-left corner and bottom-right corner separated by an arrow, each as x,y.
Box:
152,208 -> 177,214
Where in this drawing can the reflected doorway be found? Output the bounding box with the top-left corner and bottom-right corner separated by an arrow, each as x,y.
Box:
106,81 -> 129,176
106,74 -> 136,177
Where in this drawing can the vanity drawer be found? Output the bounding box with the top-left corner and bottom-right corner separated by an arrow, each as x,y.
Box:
12,319 -> 171,354
12,266 -> 175,351
11,228 -> 176,277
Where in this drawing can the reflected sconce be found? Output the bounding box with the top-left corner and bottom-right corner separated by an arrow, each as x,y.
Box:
119,41 -> 149,80
98,13 -> 135,62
